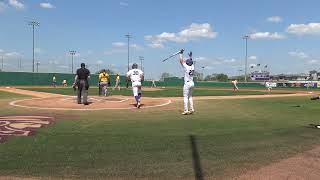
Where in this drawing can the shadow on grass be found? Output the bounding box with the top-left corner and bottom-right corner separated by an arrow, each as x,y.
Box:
189,135 -> 205,180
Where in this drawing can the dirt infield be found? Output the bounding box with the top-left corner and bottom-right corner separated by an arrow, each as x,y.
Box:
10,96 -> 171,110
0,87 -> 171,110
235,146 -> 320,180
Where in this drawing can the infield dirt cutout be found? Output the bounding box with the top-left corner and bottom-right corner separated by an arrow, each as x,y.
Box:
235,145 -> 320,180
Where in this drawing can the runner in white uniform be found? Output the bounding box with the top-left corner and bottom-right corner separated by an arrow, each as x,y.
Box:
265,81 -> 272,93
179,50 -> 195,115
126,63 -> 144,108
232,80 -> 239,91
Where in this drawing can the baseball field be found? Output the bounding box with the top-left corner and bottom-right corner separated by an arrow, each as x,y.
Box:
1,86 -> 320,179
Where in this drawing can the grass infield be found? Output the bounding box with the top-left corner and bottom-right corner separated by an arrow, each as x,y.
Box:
0,90 -> 320,179
0,90 -> 31,99
20,87 -> 288,97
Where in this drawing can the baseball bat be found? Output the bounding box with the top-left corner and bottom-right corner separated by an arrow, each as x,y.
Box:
126,78 -> 129,88
162,49 -> 184,62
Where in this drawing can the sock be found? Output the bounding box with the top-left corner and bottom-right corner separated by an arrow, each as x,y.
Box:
189,96 -> 194,111
135,96 -> 139,103
184,96 -> 188,112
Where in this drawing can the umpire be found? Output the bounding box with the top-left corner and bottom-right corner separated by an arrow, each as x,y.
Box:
73,63 -> 90,105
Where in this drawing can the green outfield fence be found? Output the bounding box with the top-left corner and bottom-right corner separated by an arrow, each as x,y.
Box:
0,72 -> 127,86
0,72 -> 266,88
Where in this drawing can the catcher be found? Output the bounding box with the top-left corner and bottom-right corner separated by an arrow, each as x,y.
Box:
98,69 -> 110,96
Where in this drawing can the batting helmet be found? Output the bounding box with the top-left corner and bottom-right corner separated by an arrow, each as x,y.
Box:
186,51 -> 193,66
186,59 -> 193,66
132,63 -> 138,69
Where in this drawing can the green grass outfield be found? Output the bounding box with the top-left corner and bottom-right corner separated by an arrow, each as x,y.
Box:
1,90 -> 320,179
20,87 -> 289,97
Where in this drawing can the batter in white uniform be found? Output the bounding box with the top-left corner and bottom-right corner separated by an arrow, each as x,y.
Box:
178,50 -> 195,115
126,63 -> 144,108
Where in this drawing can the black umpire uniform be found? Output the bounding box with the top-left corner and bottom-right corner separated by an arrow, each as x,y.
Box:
74,63 -> 90,105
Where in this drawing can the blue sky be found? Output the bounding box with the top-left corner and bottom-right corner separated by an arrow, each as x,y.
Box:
1,0 -> 320,79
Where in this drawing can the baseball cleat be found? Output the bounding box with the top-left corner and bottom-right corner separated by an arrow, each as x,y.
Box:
182,111 -> 190,115
309,124 -> 320,128
137,102 -> 141,108
189,110 -> 195,114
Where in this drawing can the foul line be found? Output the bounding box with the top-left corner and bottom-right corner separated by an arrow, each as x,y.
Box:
9,97 -> 172,111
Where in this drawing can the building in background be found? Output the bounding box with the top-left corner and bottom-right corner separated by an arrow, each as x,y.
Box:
250,70 -> 270,81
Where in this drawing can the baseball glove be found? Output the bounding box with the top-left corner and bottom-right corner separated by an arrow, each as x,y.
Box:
72,83 -> 77,92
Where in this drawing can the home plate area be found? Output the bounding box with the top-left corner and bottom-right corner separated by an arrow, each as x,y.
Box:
10,96 -> 172,110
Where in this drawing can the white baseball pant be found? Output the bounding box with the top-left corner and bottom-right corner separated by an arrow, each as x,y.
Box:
183,81 -> 194,112
132,81 -> 142,97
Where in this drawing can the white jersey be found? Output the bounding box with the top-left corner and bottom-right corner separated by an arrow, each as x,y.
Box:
127,69 -> 144,82
182,63 -> 194,83
265,82 -> 271,88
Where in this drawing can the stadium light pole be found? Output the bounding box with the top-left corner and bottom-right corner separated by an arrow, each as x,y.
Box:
1,54 -> 3,71
29,21 -> 40,73
243,35 -> 250,82
36,61 -> 40,73
139,56 -> 144,71
125,33 -> 132,71
238,69 -> 243,81
69,50 -> 76,74
201,66 -> 205,81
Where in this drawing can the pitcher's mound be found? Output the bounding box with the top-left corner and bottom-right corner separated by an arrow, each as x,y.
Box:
10,96 -> 171,111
